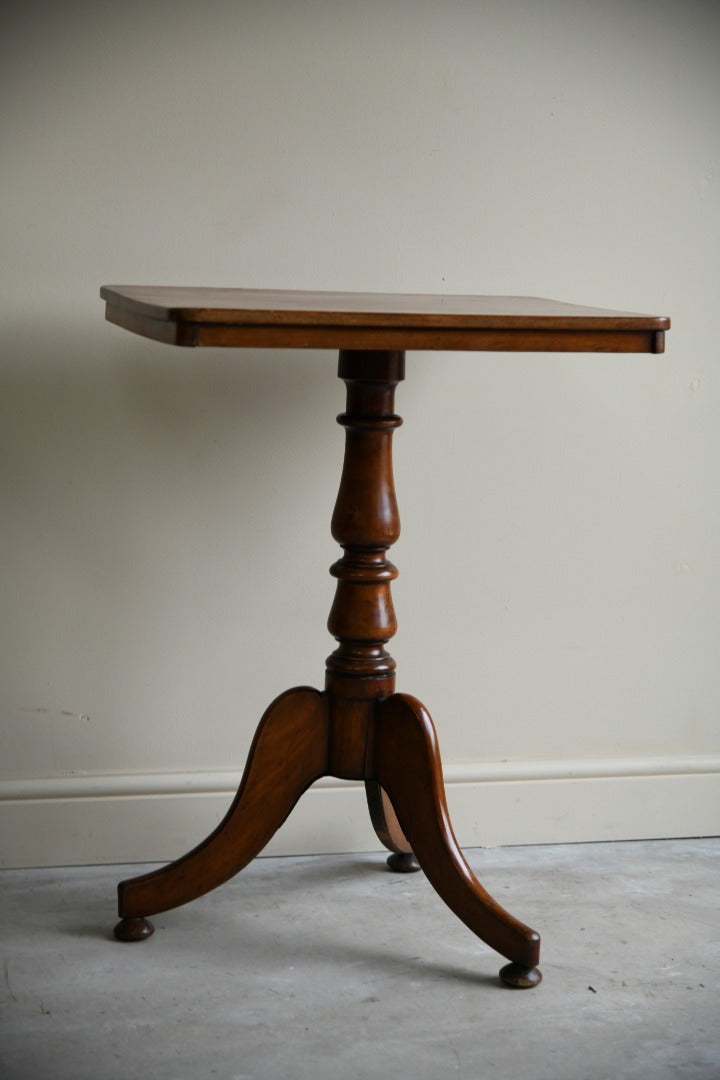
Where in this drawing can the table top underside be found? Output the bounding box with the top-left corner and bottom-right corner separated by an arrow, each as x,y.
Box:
100,287 -> 670,353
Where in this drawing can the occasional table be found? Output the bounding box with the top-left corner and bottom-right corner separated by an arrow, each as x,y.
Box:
100,287 -> 669,988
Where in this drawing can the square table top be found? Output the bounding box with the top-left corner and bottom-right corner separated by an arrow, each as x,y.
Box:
100,286 -> 669,353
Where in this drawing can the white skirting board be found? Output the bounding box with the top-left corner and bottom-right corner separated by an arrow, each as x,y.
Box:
1,756 -> 719,869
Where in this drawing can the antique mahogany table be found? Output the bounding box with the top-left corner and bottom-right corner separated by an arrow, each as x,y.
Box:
100,286 -> 669,988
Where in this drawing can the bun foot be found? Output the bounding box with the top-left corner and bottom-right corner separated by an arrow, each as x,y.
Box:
386,851 -> 421,873
499,962 -> 542,989
113,916 -> 155,942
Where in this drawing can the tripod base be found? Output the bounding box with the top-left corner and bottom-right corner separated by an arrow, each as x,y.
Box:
113,349 -> 541,987
115,687 -> 541,985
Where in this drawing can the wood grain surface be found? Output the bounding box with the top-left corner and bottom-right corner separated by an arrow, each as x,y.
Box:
101,286 -> 669,352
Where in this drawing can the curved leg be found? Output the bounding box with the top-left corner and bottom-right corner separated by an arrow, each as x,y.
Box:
371,693 -> 542,987
365,781 -> 420,873
114,687 -> 328,939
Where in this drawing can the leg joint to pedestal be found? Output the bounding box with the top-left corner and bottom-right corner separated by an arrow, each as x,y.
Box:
324,687 -> 389,780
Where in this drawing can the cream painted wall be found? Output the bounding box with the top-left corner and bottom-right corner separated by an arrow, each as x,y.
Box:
1,0 -> 718,867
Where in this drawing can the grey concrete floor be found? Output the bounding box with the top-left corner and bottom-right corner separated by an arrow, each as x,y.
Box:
1,839 -> 718,1079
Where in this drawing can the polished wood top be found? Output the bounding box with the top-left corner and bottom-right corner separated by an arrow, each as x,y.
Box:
100,286 -> 669,353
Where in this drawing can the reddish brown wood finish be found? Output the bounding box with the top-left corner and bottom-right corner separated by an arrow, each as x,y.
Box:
105,288 -> 669,986
365,781 -> 420,872
325,351 -> 403,701
101,286 -> 669,353
115,687 -> 327,921
112,348 -> 542,984
371,693 -> 540,970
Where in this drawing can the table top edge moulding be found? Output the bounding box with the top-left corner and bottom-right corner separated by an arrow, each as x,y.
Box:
100,286 -> 670,353
102,283 -> 670,992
